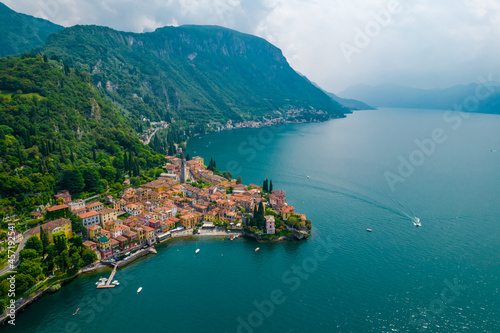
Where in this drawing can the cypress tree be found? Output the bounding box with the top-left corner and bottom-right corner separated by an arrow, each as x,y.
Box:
124,152 -> 129,171
186,153 -> 190,161
16,143 -> 22,161
40,227 -> 49,258
59,142 -> 65,161
70,146 -> 75,164
269,180 -> 273,193
263,179 -> 268,193
92,147 -> 96,161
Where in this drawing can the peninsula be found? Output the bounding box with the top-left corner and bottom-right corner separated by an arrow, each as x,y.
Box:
0,153 -> 310,324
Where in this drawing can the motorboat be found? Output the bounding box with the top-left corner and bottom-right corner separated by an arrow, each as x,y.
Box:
366,228 -> 372,232
137,287 -> 142,294
195,249 -> 200,254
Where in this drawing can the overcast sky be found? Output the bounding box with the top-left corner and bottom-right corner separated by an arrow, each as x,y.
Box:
5,0 -> 500,93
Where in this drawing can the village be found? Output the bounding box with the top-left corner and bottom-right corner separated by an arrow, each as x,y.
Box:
28,154 -> 311,263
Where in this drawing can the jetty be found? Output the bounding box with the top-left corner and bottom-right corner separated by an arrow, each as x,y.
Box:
97,263 -> 117,289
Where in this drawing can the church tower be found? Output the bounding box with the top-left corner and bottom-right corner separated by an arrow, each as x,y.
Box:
181,152 -> 187,183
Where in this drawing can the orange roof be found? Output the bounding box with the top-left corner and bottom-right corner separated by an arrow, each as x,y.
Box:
47,204 -> 68,212
80,211 -> 100,219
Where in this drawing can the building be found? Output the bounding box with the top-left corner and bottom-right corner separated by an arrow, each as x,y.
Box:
122,230 -> 138,248
282,206 -> 295,220
99,208 -> 118,225
68,200 -> 85,212
192,156 -> 204,167
86,201 -> 104,212
270,190 -> 286,206
124,204 -> 141,216
54,190 -> 71,204
265,215 -> 276,235
179,212 -> 202,229
180,153 -> 187,183
96,236 -> 113,258
86,225 -> 102,240
29,218 -> 73,242
46,204 -> 70,220
81,211 -> 101,228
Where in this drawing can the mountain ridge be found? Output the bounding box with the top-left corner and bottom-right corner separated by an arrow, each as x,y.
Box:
39,24 -> 347,125
0,2 -> 64,57
339,82 -> 500,114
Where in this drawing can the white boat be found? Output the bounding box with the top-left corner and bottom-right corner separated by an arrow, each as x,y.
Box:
366,228 -> 372,232
112,280 -> 119,285
137,287 -> 142,294
307,176 -> 310,179
413,217 -> 422,227
255,247 -> 260,252
195,249 -> 200,254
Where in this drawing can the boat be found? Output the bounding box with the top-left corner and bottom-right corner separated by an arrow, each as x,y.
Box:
255,247 -> 260,252
413,217 -> 422,227
73,308 -> 80,316
137,287 -> 142,294
230,235 -> 235,241
195,249 -> 200,254
307,176 -> 310,179
366,228 -> 372,232
112,280 -> 119,285
125,252 -> 131,256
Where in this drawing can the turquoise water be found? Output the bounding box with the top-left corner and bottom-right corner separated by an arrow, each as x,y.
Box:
6,108 -> 500,332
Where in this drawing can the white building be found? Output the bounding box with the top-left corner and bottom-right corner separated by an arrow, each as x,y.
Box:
80,211 -> 101,228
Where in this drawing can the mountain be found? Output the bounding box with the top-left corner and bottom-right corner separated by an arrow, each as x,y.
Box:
339,83 -> 500,114
307,78 -> 374,112
0,54 -> 165,204
0,2 -> 64,57
40,25 -> 347,125
326,92 -> 373,111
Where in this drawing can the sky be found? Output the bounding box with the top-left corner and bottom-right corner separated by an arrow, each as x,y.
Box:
4,0 -> 500,93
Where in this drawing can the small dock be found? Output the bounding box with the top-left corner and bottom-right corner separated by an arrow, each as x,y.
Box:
97,263 -> 117,289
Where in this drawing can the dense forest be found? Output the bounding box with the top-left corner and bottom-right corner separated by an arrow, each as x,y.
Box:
0,54 -> 167,215
41,25 -> 347,125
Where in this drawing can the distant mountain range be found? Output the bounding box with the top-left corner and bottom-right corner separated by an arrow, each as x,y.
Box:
339,83 -> 500,114
307,80 -> 374,111
0,2 -> 64,57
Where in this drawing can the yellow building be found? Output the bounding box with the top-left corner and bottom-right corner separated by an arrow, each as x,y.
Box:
29,218 -> 73,242
99,208 -> 118,226
179,212 -> 202,229
192,156 -> 204,167
131,225 -> 146,242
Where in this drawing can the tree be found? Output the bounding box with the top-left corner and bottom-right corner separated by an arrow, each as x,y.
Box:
40,227 -> 49,257
69,146 -> 75,164
61,169 -> 85,195
269,180 -> 273,193
83,167 -> 103,193
69,252 -> 83,273
54,234 -> 68,254
222,171 -> 232,180
19,248 -> 39,261
73,236 -> 84,248
55,250 -> 70,272
236,176 -> 243,184
186,153 -> 190,161
263,179 -> 268,193
15,273 -> 36,295
18,260 -> 43,280
82,248 -> 98,266
25,236 -> 43,256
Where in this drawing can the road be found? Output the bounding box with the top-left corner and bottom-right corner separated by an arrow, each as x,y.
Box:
0,229 -> 30,276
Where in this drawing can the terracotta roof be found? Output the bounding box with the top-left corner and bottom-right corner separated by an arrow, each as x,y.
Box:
47,204 -> 69,212
81,211 -> 100,219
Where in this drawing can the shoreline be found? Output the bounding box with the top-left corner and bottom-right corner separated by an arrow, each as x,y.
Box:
0,230 -> 245,326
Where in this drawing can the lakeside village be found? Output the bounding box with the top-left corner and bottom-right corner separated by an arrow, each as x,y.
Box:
28,154 -> 311,265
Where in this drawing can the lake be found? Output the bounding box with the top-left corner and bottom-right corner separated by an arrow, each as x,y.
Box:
6,108 -> 500,333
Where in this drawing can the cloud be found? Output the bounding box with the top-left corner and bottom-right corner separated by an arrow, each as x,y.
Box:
4,0 -> 500,92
